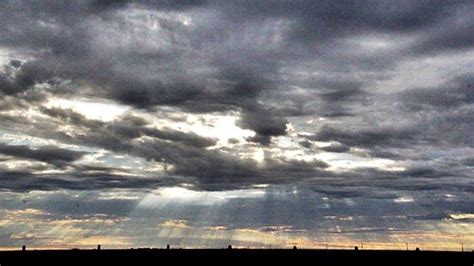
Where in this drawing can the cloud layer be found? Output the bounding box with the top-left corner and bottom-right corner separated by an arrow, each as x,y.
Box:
0,0 -> 473,249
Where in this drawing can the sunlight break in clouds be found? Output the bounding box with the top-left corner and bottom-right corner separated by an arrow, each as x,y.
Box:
45,98 -> 129,122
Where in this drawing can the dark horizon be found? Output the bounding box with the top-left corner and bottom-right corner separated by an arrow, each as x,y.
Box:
1,248 -> 473,265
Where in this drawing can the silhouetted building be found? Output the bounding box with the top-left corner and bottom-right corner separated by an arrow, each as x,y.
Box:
293,246 -> 297,250
415,247 -> 420,251
22,245 -> 26,251
354,246 -> 359,251
166,244 -> 170,250
97,245 -> 101,250
228,245 -> 232,249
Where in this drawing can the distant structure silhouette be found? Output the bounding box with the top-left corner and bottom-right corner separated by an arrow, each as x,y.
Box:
415,247 -> 420,251
293,246 -> 297,250
97,245 -> 101,250
354,246 -> 358,251
1,248 -> 472,264
228,245 -> 232,249
166,244 -> 170,250
22,245 -> 26,251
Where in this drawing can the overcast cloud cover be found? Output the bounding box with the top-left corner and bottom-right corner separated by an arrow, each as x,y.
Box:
0,0 -> 473,250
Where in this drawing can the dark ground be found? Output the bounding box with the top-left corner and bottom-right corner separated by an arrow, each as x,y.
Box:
1,249 -> 473,265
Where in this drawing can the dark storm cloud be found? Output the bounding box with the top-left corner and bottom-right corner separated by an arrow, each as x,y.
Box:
219,1 -> 464,37
38,107 -> 103,128
0,143 -> 87,167
129,138 -> 328,190
0,107 -> 327,192
0,60 -> 60,98
39,107 -> 217,148
237,110 -> 288,145
312,125 -> 419,149
317,86 -> 368,118
91,0 -> 208,11
0,73 -> 24,96
401,74 -> 474,110
1,0 -> 472,137
407,3 -> 474,55
0,0 -> 473,195
395,74 -> 474,148
0,1 -> 288,140
315,77 -> 367,106
0,141 -> 328,192
0,168 -> 176,192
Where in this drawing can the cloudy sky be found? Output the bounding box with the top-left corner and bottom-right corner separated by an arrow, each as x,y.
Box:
0,0 -> 473,250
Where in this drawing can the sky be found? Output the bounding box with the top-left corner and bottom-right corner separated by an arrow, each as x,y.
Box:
0,0 -> 473,251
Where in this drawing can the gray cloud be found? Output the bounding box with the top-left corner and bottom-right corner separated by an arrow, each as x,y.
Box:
0,0 -> 472,171
0,143 -> 87,168
312,125 -> 420,149
1,0 -> 472,137
238,110 -> 288,145
39,107 -> 217,147
321,143 -> 351,153
0,107 -> 329,192
401,74 -> 474,110
0,169 -> 174,193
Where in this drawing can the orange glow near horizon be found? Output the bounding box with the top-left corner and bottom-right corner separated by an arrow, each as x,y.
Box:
0,219 -> 471,252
